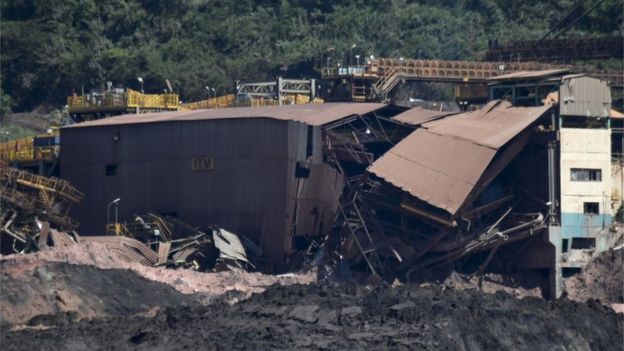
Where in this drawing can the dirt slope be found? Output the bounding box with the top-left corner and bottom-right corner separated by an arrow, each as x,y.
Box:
565,247 -> 624,306
0,262 -> 200,326
0,241 -> 315,297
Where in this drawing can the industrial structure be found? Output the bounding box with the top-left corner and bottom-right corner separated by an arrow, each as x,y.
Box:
67,88 -> 179,122
59,103 -> 410,269
0,40 -> 619,297
56,70 -> 622,297
0,129 -> 60,176
320,57 -> 622,103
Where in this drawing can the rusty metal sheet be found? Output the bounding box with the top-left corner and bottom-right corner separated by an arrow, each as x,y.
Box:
81,236 -> 159,265
368,101 -> 552,215
48,229 -> 77,247
392,107 -> 458,126
157,242 -> 172,265
423,101 -> 551,149
369,129 -> 496,214
64,103 -> 386,128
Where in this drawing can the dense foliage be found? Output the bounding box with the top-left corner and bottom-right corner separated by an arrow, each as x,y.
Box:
1,0 -> 622,111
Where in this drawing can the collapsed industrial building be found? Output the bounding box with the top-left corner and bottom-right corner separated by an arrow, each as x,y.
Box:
5,71 -> 604,300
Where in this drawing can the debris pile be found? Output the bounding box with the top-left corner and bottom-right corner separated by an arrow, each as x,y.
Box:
0,165 -> 83,254
0,165 -> 253,273
565,246 -> 624,307
318,101 -> 553,285
3,282 -> 621,350
110,213 -> 255,272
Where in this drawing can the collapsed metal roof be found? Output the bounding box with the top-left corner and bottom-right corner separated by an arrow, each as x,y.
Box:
392,107 -> 459,126
65,103 -> 386,128
367,101 -> 552,215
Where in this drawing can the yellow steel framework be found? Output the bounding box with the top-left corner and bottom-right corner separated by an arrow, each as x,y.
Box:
179,94 -> 236,111
0,131 -> 59,163
67,89 -> 179,114
180,93 -> 323,111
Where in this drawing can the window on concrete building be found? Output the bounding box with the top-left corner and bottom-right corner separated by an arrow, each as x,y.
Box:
570,168 -> 601,182
583,202 -> 599,215
105,164 -> 118,176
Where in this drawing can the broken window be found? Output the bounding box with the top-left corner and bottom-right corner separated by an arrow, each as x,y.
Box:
583,202 -> 599,215
105,164 -> 118,176
570,168 -> 601,182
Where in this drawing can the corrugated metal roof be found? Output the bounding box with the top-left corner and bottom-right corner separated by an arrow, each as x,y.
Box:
368,100 -> 552,215
369,129 -> 496,214
423,101 -> 551,149
64,103 -> 386,128
392,107 -> 459,126
487,69 -> 570,81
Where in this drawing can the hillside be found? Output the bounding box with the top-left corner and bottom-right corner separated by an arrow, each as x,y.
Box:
1,0 -> 622,112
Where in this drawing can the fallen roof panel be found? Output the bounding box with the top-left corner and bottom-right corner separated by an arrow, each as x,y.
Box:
65,103 -> 386,128
368,129 -> 496,214
392,107 -> 459,126
368,101 -> 552,215
423,101 -> 551,149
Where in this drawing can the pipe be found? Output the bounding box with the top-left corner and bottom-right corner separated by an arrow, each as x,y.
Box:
400,202 -> 457,228
422,212 -> 545,268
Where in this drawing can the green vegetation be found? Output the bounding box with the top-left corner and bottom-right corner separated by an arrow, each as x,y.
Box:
0,124 -> 37,142
1,0 -> 621,111
0,78 -> 13,117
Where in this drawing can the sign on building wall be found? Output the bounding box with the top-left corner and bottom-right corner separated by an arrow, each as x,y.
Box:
192,156 -> 214,171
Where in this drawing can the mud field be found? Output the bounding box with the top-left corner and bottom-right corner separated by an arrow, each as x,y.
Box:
3,280 -> 623,351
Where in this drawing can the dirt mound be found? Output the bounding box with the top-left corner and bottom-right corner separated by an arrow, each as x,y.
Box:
565,247 -> 624,306
442,271 -> 543,298
0,262 -> 199,326
1,241 -> 315,298
3,283 -> 621,350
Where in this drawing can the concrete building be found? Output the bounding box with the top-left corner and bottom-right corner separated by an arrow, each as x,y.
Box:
558,75 -> 613,245
60,103 -> 410,269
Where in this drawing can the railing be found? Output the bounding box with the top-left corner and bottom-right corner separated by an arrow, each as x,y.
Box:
179,94 -> 236,110
67,89 -> 179,113
126,89 -> 179,109
321,58 -> 623,87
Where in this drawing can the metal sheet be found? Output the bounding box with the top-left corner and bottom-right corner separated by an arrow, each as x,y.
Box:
369,129 -> 496,214
213,228 -> 249,264
368,101 -> 552,215
64,103 -> 386,128
392,107 -> 458,126
423,101 -> 551,149
559,75 -> 611,118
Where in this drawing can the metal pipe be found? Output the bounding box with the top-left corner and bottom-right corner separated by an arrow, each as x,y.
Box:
400,202 -> 457,228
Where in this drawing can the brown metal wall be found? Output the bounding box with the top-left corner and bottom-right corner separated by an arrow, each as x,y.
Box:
60,118 -> 300,262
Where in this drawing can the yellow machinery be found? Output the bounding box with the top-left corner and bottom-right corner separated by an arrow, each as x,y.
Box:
0,129 -> 60,163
